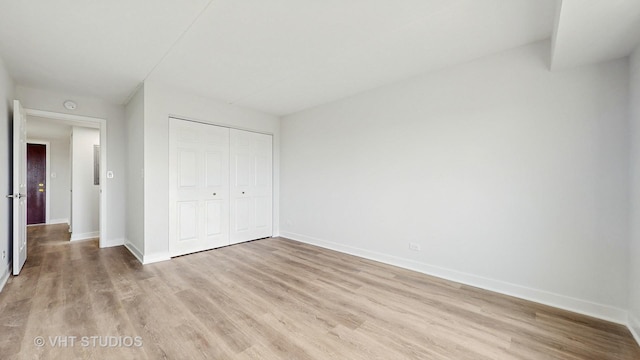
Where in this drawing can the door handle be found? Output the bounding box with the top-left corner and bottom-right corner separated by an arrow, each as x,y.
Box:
6,193 -> 25,199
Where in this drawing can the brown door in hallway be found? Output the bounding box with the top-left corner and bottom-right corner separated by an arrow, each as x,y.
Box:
27,143 -> 46,225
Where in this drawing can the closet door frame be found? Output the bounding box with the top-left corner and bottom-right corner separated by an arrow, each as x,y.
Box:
168,116 -> 274,257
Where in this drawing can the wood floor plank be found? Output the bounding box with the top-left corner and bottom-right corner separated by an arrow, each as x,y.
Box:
1,224 -> 639,359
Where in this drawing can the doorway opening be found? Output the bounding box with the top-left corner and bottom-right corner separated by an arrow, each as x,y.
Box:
26,142 -> 48,225
24,109 -> 108,248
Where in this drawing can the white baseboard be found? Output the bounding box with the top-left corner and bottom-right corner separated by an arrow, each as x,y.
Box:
123,241 -> 170,265
101,238 -> 124,248
280,231 -> 628,325
0,262 -> 11,293
629,313 -> 640,347
48,218 -> 69,225
70,231 -> 100,241
124,241 -> 143,264
143,252 -> 171,265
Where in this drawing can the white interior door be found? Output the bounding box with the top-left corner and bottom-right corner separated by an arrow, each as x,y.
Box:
169,119 -> 230,257
230,129 -> 273,244
11,100 -> 27,275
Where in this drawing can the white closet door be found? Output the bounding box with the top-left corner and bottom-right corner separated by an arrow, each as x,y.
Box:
169,119 -> 230,257
230,129 -> 273,244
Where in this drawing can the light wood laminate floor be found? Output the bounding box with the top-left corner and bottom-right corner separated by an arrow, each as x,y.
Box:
0,224 -> 639,359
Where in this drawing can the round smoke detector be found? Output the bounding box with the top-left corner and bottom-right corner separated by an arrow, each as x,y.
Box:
63,100 -> 77,110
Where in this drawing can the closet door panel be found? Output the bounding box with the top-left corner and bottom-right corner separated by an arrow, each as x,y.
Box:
202,133 -> 230,249
205,151 -> 224,187
230,129 -> 273,244
177,149 -> 198,188
233,198 -> 251,233
169,119 -> 230,256
205,199 -> 224,236
235,154 -> 253,187
177,201 -> 198,241
255,197 -> 270,229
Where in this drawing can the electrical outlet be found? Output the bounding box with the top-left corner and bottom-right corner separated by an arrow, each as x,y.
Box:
409,243 -> 421,251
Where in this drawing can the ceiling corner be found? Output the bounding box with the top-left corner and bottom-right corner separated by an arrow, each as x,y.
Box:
550,0 -> 564,71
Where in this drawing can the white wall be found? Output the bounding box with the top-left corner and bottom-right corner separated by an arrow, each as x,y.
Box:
280,41 -> 630,323
70,127 -> 100,240
0,56 -> 14,291
124,85 -> 144,260
49,137 -> 70,224
141,81 -> 280,263
16,86 -> 127,245
629,45 -> 640,343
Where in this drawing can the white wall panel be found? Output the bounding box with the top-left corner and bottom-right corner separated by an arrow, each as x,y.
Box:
125,85 -> 144,255
70,126 -> 100,240
628,45 -> 640,343
0,56 -> 14,290
281,41 -> 630,322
